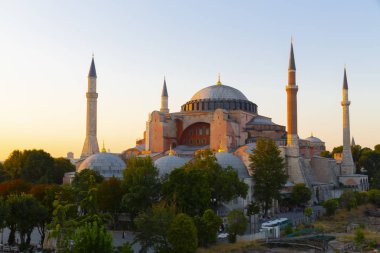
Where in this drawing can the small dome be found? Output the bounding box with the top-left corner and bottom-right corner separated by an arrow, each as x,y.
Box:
78,153 -> 126,179
215,152 -> 249,178
154,155 -> 187,176
191,84 -> 248,101
305,136 -> 323,143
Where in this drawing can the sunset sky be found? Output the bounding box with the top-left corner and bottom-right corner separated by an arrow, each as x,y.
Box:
0,0 -> 380,160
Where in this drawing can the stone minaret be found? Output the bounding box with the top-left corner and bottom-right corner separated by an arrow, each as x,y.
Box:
160,77 -> 169,113
286,41 -> 299,148
81,56 -> 100,158
285,41 -> 306,184
341,68 -> 355,175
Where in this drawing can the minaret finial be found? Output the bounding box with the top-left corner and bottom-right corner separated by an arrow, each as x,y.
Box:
217,140 -> 224,153
216,73 -> 222,85
101,141 -> 106,153
169,144 -> 173,156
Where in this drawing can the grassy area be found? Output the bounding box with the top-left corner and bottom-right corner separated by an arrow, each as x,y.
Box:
313,204 -> 374,233
196,240 -> 265,253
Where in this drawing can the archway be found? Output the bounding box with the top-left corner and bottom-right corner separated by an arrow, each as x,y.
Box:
179,122 -> 210,146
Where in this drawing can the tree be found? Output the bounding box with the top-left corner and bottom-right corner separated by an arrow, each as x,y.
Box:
323,199 -> 339,216
226,209 -> 247,243
355,228 -> 365,249
29,184 -> 61,245
0,179 -> 31,197
0,197 -> 9,234
72,169 -> 104,193
368,189 -> 380,207
304,207 -> 313,224
290,183 -> 312,207
121,242 -> 134,253
97,177 -> 125,229
249,138 -> 288,216
359,149 -> 380,182
122,157 -> 161,221
185,150 -> 248,208
339,190 -> 357,211
0,163 -> 11,183
320,151 -> 332,158
50,158 -> 76,184
72,221 -> 113,253
163,168 -> 211,216
2,150 -> 73,185
168,213 -> 198,253
6,194 -> 48,249
194,209 -> 222,247
134,203 -> 176,253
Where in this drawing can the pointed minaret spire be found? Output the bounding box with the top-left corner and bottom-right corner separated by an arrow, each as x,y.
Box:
88,56 -> 97,78
351,137 -> 356,146
160,77 -> 169,113
81,56 -> 100,158
343,67 -> 348,89
288,40 -> 296,71
161,77 -> 168,97
341,67 -> 355,175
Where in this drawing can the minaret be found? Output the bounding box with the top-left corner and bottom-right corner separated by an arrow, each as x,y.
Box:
160,77 -> 169,113
81,56 -> 100,158
341,68 -> 355,175
286,40 -> 299,148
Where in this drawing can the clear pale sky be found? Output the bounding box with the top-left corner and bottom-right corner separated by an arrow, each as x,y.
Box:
0,0 -> 380,160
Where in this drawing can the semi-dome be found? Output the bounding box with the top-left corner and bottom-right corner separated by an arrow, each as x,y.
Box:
191,84 -> 248,101
215,152 -> 249,179
78,153 -> 126,179
154,155 -> 187,176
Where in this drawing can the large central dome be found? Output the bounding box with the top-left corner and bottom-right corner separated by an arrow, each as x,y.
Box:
191,84 -> 248,101
181,81 -> 257,114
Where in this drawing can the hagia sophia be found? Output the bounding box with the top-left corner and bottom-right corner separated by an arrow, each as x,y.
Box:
70,42 -> 369,213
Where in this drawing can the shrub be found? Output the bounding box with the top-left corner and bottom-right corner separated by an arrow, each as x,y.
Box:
322,199 -> 339,216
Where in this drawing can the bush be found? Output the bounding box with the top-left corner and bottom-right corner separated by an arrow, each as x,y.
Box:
322,199 -> 339,216
339,190 -> 357,211
368,189 -> 380,206
72,221 -> 113,253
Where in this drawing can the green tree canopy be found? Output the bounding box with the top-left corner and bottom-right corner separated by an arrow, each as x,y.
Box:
323,199 -> 339,216
6,194 -> 48,249
168,213 -> 198,253
97,177 -> 125,229
122,157 -> 161,220
2,149 -> 72,184
51,158 -> 76,184
290,183 -> 312,206
163,167 -> 211,217
72,221 -> 113,253
164,150 -> 247,216
249,138 -> 288,216
226,209 -> 247,243
134,203 -> 176,253
193,209 -> 222,247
